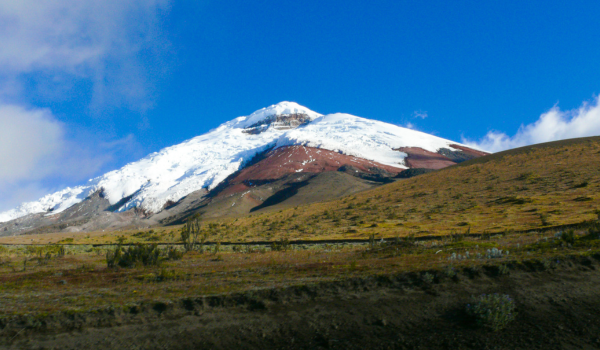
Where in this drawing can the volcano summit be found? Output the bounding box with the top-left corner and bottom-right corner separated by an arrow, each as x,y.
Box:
0,102 -> 486,235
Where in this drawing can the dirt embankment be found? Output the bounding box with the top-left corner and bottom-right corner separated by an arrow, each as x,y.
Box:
4,255 -> 600,349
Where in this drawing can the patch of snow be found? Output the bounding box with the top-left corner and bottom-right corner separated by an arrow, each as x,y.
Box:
276,113 -> 460,169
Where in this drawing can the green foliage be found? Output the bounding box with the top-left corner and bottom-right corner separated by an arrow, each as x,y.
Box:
498,264 -> 510,275
165,246 -> 184,261
119,244 -> 161,267
181,214 -> 208,252
443,266 -> 457,278
106,245 -> 122,268
466,293 -> 516,331
518,171 -> 540,183
106,244 -> 184,268
559,229 -> 575,245
368,234 -> 381,251
57,245 -> 66,258
450,230 -> 465,242
539,213 -> 550,226
270,238 -> 290,252
422,272 -> 434,284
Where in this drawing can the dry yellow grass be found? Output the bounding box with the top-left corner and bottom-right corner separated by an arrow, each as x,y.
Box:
194,137 -> 600,242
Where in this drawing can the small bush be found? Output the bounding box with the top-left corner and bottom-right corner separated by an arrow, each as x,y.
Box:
147,235 -> 161,242
486,247 -> 507,259
57,245 -> 66,258
106,244 -> 184,268
498,264 -> 510,275
106,245 -> 122,268
560,229 -> 575,245
466,293 -> 516,331
422,272 -> 434,284
165,246 -> 184,261
270,238 -> 290,251
444,266 -> 457,278
119,244 -> 161,267
539,213 -> 550,226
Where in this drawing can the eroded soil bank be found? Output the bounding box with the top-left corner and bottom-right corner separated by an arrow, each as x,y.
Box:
4,255 -> 600,349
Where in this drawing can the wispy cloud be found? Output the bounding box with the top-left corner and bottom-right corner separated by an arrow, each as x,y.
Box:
0,0 -> 171,111
412,110 -> 428,119
0,105 -> 63,182
404,122 -> 416,129
463,96 -> 600,153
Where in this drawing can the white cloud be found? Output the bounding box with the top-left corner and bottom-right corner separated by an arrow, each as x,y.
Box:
0,105 -> 143,211
463,97 -> 600,153
412,110 -> 428,119
0,0 -> 171,111
0,105 -> 64,182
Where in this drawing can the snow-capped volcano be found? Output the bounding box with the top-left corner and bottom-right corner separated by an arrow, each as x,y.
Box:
0,102 -> 485,223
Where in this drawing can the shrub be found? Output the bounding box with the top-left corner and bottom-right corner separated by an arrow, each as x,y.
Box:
165,246 -> 184,261
422,272 -> 434,284
106,244 -> 184,268
181,215 -> 208,252
270,238 -> 290,251
560,229 -> 575,245
498,264 -> 510,275
119,244 -> 161,267
466,293 -> 516,331
539,213 -> 549,226
444,266 -> 457,278
486,247 -> 507,259
106,245 -> 122,268
57,245 -> 66,258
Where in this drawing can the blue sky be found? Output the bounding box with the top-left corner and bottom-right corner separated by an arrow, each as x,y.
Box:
1,0 -> 600,210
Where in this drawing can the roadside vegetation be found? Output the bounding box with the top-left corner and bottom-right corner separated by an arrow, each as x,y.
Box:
0,218 -> 599,318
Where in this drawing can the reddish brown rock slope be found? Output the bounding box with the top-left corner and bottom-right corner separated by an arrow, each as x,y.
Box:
219,145 -> 404,196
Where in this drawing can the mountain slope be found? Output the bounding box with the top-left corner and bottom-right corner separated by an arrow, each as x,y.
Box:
0,101 -> 485,231
205,136 -> 600,242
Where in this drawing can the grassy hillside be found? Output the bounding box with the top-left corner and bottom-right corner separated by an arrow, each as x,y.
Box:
198,136 -> 600,242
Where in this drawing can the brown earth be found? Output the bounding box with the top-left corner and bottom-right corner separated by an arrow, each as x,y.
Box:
218,145 -> 404,197
5,254 -> 600,349
449,144 -> 489,158
395,147 -> 457,169
395,145 -> 488,169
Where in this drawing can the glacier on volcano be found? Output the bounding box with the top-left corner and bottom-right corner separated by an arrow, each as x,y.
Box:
0,101 -> 473,223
